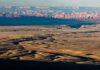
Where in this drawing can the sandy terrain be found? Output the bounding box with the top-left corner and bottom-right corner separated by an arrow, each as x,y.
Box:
0,25 -> 100,65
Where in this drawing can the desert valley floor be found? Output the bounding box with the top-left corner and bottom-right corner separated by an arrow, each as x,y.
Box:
0,25 -> 100,65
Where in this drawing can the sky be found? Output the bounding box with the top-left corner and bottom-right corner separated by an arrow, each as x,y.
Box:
0,0 -> 100,7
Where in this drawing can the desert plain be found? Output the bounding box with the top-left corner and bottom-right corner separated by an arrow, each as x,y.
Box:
0,25 -> 100,65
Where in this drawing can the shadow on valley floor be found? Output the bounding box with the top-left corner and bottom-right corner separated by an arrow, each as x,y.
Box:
0,59 -> 100,70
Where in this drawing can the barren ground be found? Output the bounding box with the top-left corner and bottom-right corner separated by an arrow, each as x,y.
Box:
0,25 -> 100,65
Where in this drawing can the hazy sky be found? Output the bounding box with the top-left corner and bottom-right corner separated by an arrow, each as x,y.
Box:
0,0 -> 100,7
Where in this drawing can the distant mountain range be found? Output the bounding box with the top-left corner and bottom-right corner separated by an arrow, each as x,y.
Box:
0,7 -> 100,28
0,6 -> 100,19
